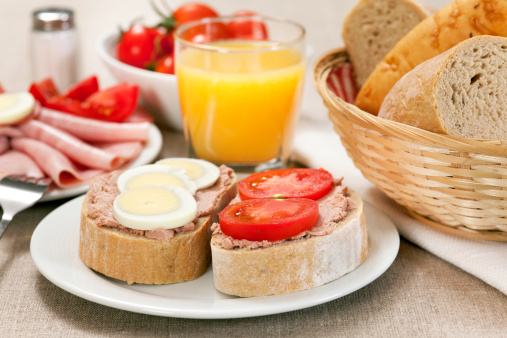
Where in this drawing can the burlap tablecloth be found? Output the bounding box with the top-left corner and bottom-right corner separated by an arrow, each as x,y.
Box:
1,129 -> 506,337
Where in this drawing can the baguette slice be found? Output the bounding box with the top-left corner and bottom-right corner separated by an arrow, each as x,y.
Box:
379,35 -> 507,139
343,0 -> 433,88
79,171 -> 237,285
211,190 -> 368,297
355,0 -> 507,115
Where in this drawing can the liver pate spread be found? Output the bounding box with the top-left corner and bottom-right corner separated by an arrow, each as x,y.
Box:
211,178 -> 356,250
86,165 -> 233,240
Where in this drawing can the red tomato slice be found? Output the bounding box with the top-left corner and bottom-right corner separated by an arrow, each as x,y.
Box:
45,96 -> 89,116
238,168 -> 334,201
82,83 -> 139,122
61,75 -> 99,101
46,83 -> 138,122
0,83 -> 4,94
219,198 -> 319,241
226,11 -> 268,40
28,78 -> 59,105
174,3 -> 218,24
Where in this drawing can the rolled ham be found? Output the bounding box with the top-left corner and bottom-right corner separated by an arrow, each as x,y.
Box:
18,120 -> 140,171
38,108 -> 151,143
11,138 -> 104,188
0,150 -> 44,179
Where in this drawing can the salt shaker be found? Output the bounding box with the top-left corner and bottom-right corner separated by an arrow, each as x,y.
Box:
31,8 -> 77,91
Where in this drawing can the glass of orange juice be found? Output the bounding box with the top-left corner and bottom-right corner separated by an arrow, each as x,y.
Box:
174,15 -> 305,170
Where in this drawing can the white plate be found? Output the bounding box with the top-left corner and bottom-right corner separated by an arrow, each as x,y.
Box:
39,124 -> 163,202
30,196 -> 399,319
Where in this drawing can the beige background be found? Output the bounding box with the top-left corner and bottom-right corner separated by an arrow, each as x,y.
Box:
0,0 -> 451,122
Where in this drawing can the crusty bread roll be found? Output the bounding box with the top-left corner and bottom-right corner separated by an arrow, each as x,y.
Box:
355,0 -> 507,115
79,172 -> 237,285
343,0 -> 433,88
211,190 -> 368,297
379,35 -> 507,139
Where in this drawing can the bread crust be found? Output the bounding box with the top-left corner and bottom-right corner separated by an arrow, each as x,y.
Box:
378,35 -> 507,138
79,172 -> 237,285
343,0 -> 432,88
355,0 -> 507,115
211,190 -> 368,297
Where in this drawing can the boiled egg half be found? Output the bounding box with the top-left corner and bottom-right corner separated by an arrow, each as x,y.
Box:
113,185 -> 197,231
117,164 -> 197,195
156,158 -> 220,190
0,92 -> 35,124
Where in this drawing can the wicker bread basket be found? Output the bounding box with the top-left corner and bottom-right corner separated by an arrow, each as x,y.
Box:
313,48 -> 507,242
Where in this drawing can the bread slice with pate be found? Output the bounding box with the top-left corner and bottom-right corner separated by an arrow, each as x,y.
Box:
343,0 -> 433,88
79,165 -> 237,285
210,184 -> 368,297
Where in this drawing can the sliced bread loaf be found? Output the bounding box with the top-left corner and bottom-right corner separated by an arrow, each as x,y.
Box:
378,35 -> 507,139
342,0 -> 432,89
355,0 -> 507,115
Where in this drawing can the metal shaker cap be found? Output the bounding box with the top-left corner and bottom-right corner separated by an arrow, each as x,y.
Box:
32,8 -> 75,31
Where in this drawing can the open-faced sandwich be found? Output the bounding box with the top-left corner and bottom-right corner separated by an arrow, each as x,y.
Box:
79,158 -> 237,284
210,168 -> 368,297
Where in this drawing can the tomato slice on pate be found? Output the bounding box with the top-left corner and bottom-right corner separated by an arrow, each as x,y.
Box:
238,168 -> 334,201
219,198 -> 319,241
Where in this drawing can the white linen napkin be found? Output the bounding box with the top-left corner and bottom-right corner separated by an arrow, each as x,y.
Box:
292,117 -> 507,295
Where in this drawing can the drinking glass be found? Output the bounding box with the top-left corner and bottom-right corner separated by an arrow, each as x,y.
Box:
175,15 -> 306,171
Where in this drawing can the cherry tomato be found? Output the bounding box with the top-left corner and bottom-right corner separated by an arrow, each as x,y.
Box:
238,168 -> 334,201
60,75 -> 99,101
155,54 -> 175,74
117,24 -> 163,69
157,31 -> 175,55
29,78 -> 59,105
82,83 -> 138,122
226,11 -> 268,40
0,83 -> 4,94
182,22 -> 232,44
173,3 -> 218,24
219,198 -> 319,241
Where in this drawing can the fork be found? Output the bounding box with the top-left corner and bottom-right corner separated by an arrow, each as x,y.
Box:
0,175 -> 51,240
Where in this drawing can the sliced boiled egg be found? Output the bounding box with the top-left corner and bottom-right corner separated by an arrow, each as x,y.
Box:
113,185 -> 197,230
156,158 -> 220,190
117,164 -> 197,195
0,92 -> 34,124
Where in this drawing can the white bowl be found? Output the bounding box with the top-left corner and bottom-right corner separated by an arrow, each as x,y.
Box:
96,30 -> 183,131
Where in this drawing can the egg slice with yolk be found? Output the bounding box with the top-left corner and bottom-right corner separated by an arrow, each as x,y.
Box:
156,158 -> 220,190
0,92 -> 34,124
117,164 -> 197,195
113,185 -> 197,230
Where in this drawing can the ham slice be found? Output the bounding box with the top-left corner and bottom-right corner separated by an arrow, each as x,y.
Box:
0,150 -> 44,179
93,141 -> 143,165
18,120 -> 138,171
0,136 -> 8,155
11,138 -> 103,188
38,108 -> 151,143
0,126 -> 23,138
124,106 -> 154,123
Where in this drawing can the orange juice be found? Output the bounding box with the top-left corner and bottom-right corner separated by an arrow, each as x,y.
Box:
176,41 -> 305,164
